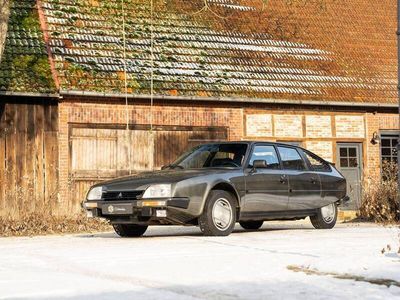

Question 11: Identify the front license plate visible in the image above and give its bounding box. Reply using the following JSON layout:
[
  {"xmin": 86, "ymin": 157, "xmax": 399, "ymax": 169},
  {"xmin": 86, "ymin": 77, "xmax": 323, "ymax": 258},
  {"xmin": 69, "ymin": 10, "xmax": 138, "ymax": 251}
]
[{"xmin": 102, "ymin": 203, "xmax": 133, "ymax": 215}]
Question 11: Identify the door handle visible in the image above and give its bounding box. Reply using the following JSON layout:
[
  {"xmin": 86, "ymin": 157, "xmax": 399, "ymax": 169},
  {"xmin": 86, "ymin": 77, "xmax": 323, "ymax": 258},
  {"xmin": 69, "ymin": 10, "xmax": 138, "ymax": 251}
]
[{"xmin": 280, "ymin": 175, "xmax": 287, "ymax": 184}]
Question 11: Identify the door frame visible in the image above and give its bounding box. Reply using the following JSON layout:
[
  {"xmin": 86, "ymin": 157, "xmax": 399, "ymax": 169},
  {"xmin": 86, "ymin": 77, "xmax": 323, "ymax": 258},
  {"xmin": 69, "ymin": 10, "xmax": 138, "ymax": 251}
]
[{"xmin": 336, "ymin": 142, "xmax": 363, "ymax": 210}]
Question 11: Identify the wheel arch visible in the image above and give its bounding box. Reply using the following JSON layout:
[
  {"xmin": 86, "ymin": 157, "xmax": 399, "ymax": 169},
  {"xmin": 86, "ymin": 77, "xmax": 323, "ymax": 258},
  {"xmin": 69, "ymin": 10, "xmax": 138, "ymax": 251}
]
[{"xmin": 206, "ymin": 181, "xmax": 241, "ymax": 219}]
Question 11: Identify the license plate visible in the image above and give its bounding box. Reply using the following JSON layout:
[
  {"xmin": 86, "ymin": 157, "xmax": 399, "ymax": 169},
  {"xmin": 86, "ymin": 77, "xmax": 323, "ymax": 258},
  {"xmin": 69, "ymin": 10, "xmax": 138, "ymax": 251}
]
[
  {"xmin": 156, "ymin": 209, "xmax": 167, "ymax": 218},
  {"xmin": 102, "ymin": 203, "xmax": 133, "ymax": 215}
]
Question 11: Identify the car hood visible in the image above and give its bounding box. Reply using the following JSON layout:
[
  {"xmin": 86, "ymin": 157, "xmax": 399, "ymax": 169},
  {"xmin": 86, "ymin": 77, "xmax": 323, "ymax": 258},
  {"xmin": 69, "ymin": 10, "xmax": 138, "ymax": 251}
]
[{"xmin": 96, "ymin": 168, "xmax": 237, "ymax": 191}]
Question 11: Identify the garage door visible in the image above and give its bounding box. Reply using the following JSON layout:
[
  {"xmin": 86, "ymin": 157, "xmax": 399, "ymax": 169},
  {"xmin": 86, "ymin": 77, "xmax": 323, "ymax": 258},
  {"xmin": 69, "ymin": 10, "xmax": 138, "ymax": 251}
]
[{"xmin": 69, "ymin": 125, "xmax": 227, "ymax": 206}]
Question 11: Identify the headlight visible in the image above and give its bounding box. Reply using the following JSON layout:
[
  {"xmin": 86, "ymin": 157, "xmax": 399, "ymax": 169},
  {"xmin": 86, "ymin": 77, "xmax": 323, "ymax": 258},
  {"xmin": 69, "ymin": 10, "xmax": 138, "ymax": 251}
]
[
  {"xmin": 87, "ymin": 186, "xmax": 103, "ymax": 201},
  {"xmin": 142, "ymin": 184, "xmax": 172, "ymax": 199}
]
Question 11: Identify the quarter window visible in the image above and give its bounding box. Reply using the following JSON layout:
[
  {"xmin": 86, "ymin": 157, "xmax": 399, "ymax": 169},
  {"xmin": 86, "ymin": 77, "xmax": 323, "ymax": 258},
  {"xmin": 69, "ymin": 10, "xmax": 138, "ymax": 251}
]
[
  {"xmin": 277, "ymin": 147, "xmax": 306, "ymax": 171},
  {"xmin": 249, "ymin": 145, "xmax": 280, "ymax": 169},
  {"xmin": 302, "ymin": 150, "xmax": 331, "ymax": 172}
]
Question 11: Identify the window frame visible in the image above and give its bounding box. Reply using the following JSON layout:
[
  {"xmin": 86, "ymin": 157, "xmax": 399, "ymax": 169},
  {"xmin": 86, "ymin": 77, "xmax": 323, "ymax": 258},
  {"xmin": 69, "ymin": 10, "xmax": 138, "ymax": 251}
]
[
  {"xmin": 380, "ymin": 132, "xmax": 399, "ymax": 165},
  {"xmin": 247, "ymin": 143, "xmax": 282, "ymax": 170}
]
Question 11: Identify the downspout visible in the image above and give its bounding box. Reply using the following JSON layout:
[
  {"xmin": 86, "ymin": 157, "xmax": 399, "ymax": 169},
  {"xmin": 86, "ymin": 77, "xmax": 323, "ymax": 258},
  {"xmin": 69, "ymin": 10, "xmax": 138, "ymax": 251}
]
[{"xmin": 397, "ymin": 0, "xmax": 400, "ymax": 216}]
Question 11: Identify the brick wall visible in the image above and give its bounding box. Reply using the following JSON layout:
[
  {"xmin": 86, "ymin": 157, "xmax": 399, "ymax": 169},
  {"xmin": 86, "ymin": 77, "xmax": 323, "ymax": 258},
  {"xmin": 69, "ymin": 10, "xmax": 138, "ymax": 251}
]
[
  {"xmin": 365, "ymin": 113, "xmax": 399, "ymax": 178},
  {"xmin": 306, "ymin": 115, "xmax": 332, "ymax": 138},
  {"xmin": 244, "ymin": 110, "xmax": 399, "ymax": 173}
]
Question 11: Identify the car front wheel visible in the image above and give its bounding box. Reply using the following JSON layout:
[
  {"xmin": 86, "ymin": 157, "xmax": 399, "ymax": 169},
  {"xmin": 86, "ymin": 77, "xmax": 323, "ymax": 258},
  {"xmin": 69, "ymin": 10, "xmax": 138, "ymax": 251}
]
[
  {"xmin": 310, "ymin": 203, "xmax": 338, "ymax": 229},
  {"xmin": 199, "ymin": 190, "xmax": 236, "ymax": 236},
  {"xmin": 113, "ymin": 224, "xmax": 148, "ymax": 237}
]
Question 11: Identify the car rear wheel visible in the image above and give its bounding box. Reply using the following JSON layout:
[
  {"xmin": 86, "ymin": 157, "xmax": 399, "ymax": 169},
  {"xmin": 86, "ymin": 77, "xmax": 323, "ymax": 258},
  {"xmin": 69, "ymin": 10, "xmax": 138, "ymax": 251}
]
[
  {"xmin": 113, "ymin": 224, "xmax": 148, "ymax": 237},
  {"xmin": 239, "ymin": 220, "xmax": 264, "ymax": 230},
  {"xmin": 310, "ymin": 203, "xmax": 337, "ymax": 229},
  {"xmin": 199, "ymin": 190, "xmax": 236, "ymax": 236}
]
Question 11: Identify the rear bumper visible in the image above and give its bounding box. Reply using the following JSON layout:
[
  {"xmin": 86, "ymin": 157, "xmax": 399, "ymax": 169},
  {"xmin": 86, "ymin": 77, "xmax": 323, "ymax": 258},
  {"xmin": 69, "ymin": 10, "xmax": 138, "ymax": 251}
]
[{"xmin": 82, "ymin": 198, "xmax": 192, "ymax": 225}]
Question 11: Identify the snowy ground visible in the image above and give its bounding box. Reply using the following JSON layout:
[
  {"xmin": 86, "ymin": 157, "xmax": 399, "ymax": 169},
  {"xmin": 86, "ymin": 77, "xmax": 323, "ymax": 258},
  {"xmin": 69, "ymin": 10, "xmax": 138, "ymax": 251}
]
[{"xmin": 0, "ymin": 221, "xmax": 399, "ymax": 300}]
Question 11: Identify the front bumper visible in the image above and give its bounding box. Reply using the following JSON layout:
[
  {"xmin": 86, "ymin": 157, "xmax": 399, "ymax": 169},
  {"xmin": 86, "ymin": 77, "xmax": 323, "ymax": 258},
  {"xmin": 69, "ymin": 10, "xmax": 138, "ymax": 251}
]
[{"xmin": 82, "ymin": 198, "xmax": 191, "ymax": 224}]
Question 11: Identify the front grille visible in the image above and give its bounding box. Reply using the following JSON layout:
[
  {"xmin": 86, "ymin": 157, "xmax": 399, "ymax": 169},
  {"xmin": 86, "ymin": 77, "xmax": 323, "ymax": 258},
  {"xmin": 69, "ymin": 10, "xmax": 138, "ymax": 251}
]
[{"xmin": 102, "ymin": 191, "xmax": 143, "ymax": 201}]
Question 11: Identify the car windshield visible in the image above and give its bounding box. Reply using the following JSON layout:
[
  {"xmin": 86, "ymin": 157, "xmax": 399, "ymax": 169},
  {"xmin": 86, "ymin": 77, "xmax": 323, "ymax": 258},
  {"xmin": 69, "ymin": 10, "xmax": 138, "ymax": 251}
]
[{"xmin": 167, "ymin": 143, "xmax": 248, "ymax": 169}]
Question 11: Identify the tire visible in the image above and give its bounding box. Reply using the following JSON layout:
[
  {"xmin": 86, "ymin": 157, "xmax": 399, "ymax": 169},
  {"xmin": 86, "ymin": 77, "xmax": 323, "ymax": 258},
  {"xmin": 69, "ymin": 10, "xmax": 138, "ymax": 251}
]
[
  {"xmin": 113, "ymin": 224, "xmax": 148, "ymax": 237},
  {"xmin": 199, "ymin": 190, "xmax": 236, "ymax": 236},
  {"xmin": 239, "ymin": 220, "xmax": 264, "ymax": 230},
  {"xmin": 310, "ymin": 203, "xmax": 338, "ymax": 229}
]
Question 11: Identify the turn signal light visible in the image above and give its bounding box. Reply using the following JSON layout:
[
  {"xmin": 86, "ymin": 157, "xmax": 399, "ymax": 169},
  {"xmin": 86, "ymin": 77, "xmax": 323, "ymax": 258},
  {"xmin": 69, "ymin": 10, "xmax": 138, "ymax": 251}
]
[{"xmin": 138, "ymin": 200, "xmax": 167, "ymax": 207}]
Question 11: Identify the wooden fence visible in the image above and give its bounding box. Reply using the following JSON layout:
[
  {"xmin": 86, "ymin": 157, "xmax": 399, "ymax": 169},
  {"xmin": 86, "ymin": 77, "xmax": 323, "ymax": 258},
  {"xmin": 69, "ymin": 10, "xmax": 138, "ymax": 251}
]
[{"xmin": 0, "ymin": 101, "xmax": 59, "ymax": 218}]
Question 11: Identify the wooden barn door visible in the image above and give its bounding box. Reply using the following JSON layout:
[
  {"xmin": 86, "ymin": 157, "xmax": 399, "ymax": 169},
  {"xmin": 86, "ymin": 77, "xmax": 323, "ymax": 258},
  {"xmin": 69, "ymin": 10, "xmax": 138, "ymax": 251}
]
[{"xmin": 69, "ymin": 126, "xmax": 227, "ymax": 207}]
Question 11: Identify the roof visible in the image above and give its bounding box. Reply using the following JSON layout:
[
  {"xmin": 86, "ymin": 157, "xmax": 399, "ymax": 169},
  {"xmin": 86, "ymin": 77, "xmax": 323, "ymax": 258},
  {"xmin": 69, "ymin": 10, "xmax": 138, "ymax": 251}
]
[
  {"xmin": 0, "ymin": 0, "xmax": 398, "ymax": 104},
  {"xmin": 0, "ymin": 0, "xmax": 55, "ymax": 94}
]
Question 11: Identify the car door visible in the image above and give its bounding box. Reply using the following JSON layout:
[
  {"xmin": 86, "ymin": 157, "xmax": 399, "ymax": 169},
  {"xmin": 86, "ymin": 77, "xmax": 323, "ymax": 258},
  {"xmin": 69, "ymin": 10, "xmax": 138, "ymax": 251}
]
[
  {"xmin": 276, "ymin": 146, "xmax": 322, "ymax": 210},
  {"xmin": 301, "ymin": 149, "xmax": 343, "ymax": 208},
  {"xmin": 243, "ymin": 144, "xmax": 289, "ymax": 213}
]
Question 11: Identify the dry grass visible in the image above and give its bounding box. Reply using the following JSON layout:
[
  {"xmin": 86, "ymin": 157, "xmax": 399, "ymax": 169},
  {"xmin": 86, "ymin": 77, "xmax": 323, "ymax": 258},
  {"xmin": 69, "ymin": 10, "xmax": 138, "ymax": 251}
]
[
  {"xmin": 287, "ymin": 265, "xmax": 400, "ymax": 288},
  {"xmin": 360, "ymin": 162, "xmax": 399, "ymax": 224},
  {"xmin": 0, "ymin": 213, "xmax": 112, "ymax": 237}
]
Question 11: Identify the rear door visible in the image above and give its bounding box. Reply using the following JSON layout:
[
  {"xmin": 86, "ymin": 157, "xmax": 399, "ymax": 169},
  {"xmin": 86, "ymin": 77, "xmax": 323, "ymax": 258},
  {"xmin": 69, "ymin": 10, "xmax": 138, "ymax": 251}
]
[
  {"xmin": 301, "ymin": 149, "xmax": 342, "ymax": 207},
  {"xmin": 277, "ymin": 146, "xmax": 322, "ymax": 210},
  {"xmin": 243, "ymin": 144, "xmax": 289, "ymax": 212}
]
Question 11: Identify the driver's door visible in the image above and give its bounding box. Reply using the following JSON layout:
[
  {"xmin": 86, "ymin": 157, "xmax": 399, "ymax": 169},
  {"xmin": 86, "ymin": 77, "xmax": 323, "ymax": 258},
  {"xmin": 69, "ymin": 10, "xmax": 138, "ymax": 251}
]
[{"xmin": 242, "ymin": 144, "xmax": 289, "ymax": 213}]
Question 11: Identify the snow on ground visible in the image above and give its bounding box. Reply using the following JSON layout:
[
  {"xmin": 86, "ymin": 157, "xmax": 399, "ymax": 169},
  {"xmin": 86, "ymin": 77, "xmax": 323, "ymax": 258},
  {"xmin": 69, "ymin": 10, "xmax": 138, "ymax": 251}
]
[{"xmin": 0, "ymin": 221, "xmax": 399, "ymax": 300}]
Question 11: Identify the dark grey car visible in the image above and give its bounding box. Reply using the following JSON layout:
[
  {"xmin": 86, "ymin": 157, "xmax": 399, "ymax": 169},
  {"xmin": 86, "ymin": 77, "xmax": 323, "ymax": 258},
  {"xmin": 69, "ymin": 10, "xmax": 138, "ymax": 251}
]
[{"xmin": 83, "ymin": 142, "xmax": 348, "ymax": 237}]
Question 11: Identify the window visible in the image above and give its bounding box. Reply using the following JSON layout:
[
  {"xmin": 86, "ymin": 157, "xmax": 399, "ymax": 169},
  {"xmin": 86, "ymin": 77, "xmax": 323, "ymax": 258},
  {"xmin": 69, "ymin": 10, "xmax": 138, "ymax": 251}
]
[
  {"xmin": 277, "ymin": 147, "xmax": 306, "ymax": 171},
  {"xmin": 302, "ymin": 150, "xmax": 331, "ymax": 172},
  {"xmin": 339, "ymin": 146, "xmax": 359, "ymax": 168},
  {"xmin": 248, "ymin": 145, "xmax": 280, "ymax": 169},
  {"xmin": 381, "ymin": 134, "xmax": 399, "ymax": 164}
]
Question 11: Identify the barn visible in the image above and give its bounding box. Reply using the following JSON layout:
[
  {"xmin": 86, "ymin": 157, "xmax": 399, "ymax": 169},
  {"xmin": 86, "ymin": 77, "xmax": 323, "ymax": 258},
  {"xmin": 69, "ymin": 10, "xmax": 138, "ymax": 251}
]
[{"xmin": 0, "ymin": 0, "xmax": 399, "ymax": 218}]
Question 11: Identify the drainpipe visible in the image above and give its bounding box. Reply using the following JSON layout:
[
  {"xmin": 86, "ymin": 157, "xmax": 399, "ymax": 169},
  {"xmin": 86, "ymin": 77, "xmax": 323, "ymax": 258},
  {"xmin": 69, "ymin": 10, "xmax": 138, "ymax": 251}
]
[{"xmin": 397, "ymin": 0, "xmax": 400, "ymax": 217}]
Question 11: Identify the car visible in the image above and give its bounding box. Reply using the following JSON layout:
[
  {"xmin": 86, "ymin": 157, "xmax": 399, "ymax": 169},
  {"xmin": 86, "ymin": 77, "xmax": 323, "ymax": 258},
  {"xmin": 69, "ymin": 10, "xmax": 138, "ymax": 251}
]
[{"xmin": 83, "ymin": 141, "xmax": 348, "ymax": 237}]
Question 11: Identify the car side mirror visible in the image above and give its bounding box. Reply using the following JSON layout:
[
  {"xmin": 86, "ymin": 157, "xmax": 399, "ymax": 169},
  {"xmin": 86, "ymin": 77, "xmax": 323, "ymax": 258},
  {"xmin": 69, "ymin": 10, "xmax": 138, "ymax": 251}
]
[{"xmin": 253, "ymin": 160, "xmax": 268, "ymax": 169}]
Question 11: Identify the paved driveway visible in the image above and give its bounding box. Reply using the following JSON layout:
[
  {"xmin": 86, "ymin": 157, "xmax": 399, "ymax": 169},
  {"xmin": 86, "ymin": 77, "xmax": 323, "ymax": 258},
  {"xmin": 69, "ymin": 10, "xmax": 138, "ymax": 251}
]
[{"xmin": 0, "ymin": 222, "xmax": 399, "ymax": 299}]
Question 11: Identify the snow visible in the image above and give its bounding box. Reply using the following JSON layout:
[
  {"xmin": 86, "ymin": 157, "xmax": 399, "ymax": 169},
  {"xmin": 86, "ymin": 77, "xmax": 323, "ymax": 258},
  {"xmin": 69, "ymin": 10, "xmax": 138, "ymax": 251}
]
[{"xmin": 0, "ymin": 221, "xmax": 399, "ymax": 299}]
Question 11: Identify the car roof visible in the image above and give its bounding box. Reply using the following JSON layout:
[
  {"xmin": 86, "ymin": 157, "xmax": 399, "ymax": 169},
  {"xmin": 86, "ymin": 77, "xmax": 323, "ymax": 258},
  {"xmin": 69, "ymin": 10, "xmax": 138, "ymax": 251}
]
[{"xmin": 205, "ymin": 141, "xmax": 301, "ymax": 148}]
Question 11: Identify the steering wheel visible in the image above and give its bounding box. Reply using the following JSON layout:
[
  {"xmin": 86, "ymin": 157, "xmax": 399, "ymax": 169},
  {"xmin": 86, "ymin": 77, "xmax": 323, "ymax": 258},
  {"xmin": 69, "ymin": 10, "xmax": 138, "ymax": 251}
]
[{"xmin": 220, "ymin": 161, "xmax": 240, "ymax": 167}]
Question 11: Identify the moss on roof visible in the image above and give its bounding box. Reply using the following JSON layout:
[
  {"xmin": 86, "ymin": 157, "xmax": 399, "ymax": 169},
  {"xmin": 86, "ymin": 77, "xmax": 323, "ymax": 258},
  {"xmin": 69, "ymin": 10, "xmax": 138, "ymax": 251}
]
[{"xmin": 0, "ymin": 0, "xmax": 56, "ymax": 94}]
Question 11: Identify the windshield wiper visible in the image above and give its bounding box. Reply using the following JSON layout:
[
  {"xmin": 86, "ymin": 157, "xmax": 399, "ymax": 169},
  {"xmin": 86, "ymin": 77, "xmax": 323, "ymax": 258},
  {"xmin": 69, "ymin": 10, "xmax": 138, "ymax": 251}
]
[{"xmin": 162, "ymin": 164, "xmax": 184, "ymax": 170}]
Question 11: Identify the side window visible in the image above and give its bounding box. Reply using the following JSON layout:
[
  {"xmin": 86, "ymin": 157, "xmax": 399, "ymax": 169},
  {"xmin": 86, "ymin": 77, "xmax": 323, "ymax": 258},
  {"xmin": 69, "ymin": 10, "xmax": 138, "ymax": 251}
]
[
  {"xmin": 248, "ymin": 145, "xmax": 280, "ymax": 169},
  {"xmin": 277, "ymin": 147, "xmax": 306, "ymax": 171},
  {"xmin": 302, "ymin": 150, "xmax": 331, "ymax": 172}
]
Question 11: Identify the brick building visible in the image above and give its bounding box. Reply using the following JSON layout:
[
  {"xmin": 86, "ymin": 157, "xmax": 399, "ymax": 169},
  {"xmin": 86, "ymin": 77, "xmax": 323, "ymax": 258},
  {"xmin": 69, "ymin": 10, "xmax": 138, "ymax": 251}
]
[{"xmin": 0, "ymin": 0, "xmax": 399, "ymax": 217}]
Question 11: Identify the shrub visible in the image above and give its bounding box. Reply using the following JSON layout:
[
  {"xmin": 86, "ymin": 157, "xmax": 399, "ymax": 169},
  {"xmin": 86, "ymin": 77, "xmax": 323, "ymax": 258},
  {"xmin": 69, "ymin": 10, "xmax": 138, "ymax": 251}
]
[
  {"xmin": 360, "ymin": 162, "xmax": 399, "ymax": 223},
  {"xmin": 0, "ymin": 213, "xmax": 112, "ymax": 237}
]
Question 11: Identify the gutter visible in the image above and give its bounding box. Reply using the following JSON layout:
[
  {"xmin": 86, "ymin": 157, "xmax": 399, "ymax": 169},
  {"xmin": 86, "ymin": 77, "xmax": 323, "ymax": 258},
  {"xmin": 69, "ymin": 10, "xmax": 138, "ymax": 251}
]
[
  {"xmin": 0, "ymin": 91, "xmax": 59, "ymax": 98},
  {"xmin": 59, "ymin": 89, "xmax": 399, "ymax": 109}
]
